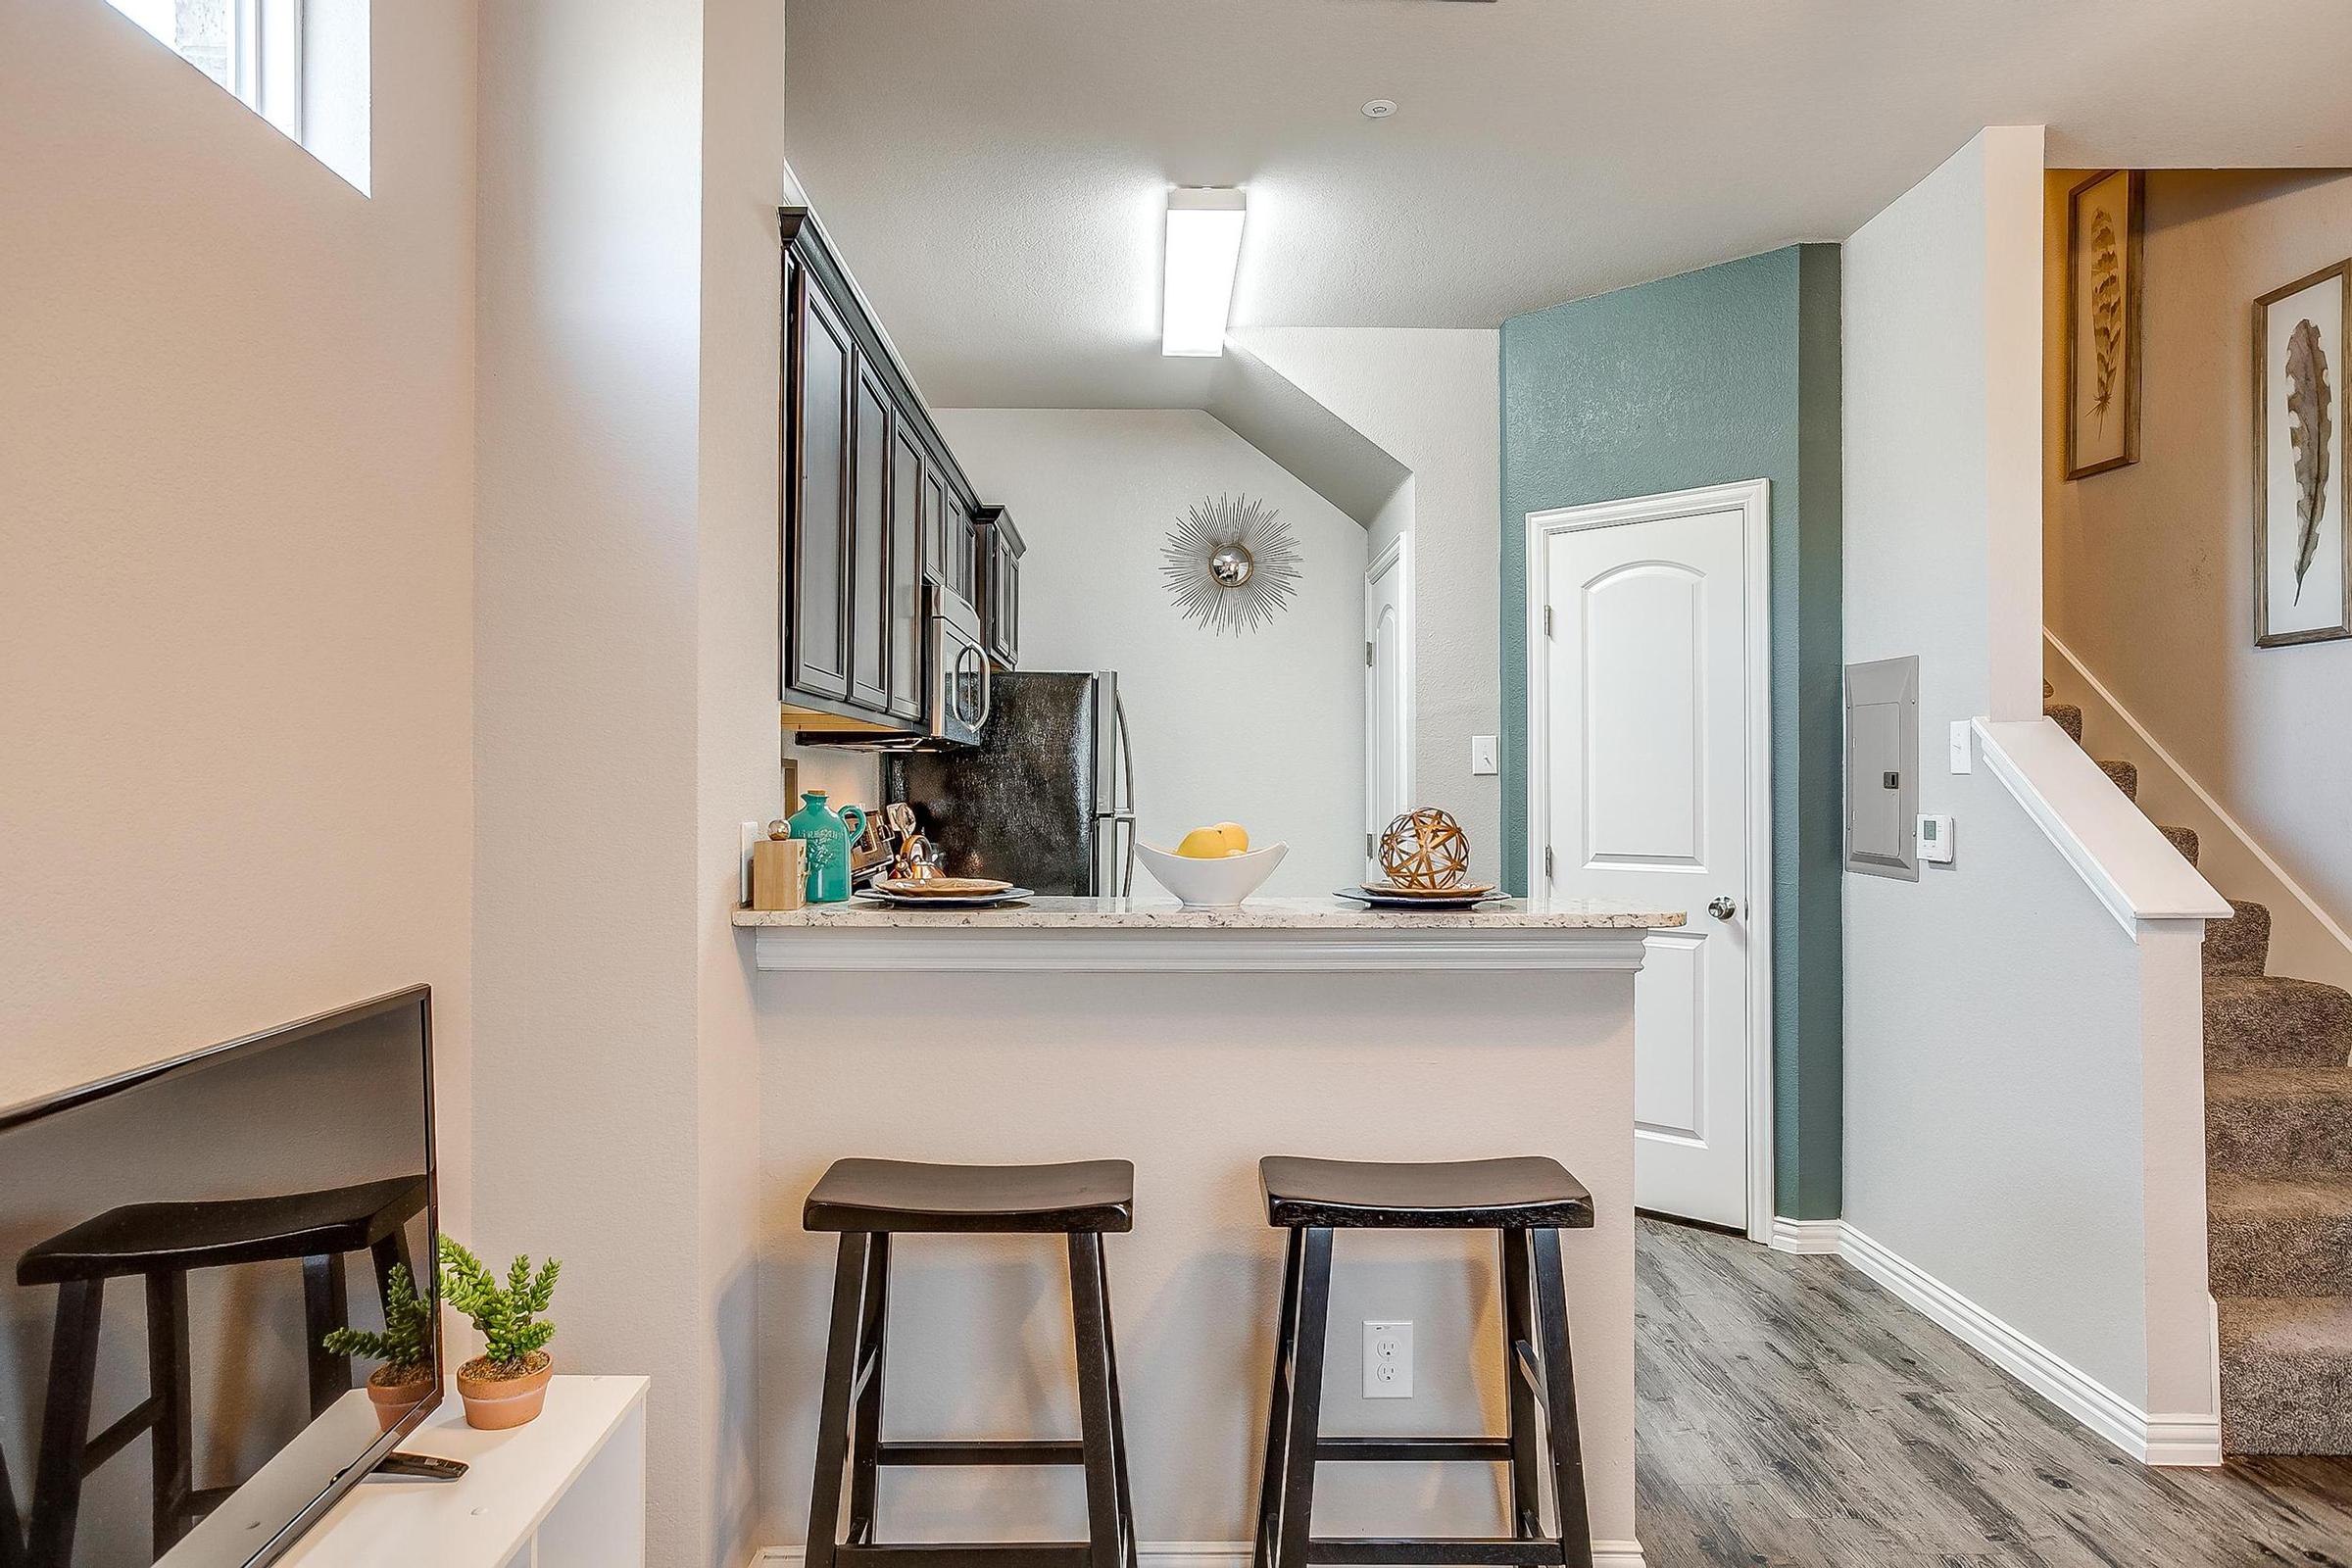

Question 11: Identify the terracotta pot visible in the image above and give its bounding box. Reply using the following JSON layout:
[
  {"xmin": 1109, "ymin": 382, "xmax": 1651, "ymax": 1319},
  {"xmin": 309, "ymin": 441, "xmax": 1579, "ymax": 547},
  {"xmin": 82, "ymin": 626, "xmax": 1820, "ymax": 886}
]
[
  {"xmin": 456, "ymin": 1352, "xmax": 553, "ymax": 1430},
  {"xmin": 366, "ymin": 1366, "xmax": 436, "ymax": 1434}
]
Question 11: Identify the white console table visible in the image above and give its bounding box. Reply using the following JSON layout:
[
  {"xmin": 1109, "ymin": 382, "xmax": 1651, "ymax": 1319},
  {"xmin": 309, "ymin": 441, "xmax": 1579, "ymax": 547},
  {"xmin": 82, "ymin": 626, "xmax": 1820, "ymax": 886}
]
[{"xmin": 275, "ymin": 1375, "xmax": 647, "ymax": 1568}]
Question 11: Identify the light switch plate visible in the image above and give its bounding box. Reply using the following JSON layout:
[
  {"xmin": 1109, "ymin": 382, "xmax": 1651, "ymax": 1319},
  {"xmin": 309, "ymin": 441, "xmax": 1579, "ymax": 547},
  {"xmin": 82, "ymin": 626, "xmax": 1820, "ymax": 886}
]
[
  {"xmin": 1470, "ymin": 735, "xmax": 1498, "ymax": 776},
  {"xmin": 1949, "ymin": 720, "xmax": 1973, "ymax": 774}
]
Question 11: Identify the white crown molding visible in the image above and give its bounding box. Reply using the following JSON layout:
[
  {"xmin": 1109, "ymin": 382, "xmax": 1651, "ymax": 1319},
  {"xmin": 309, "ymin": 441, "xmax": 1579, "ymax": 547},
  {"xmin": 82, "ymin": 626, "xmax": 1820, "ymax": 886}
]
[{"xmin": 749, "ymin": 928, "xmax": 1651, "ymax": 973}]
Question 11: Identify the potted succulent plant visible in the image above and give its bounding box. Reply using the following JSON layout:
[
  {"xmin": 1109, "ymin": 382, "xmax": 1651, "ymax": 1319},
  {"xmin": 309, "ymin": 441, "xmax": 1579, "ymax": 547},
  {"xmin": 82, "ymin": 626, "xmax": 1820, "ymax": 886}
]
[
  {"xmin": 439, "ymin": 1236, "xmax": 563, "ymax": 1430},
  {"xmin": 321, "ymin": 1263, "xmax": 438, "ymax": 1433}
]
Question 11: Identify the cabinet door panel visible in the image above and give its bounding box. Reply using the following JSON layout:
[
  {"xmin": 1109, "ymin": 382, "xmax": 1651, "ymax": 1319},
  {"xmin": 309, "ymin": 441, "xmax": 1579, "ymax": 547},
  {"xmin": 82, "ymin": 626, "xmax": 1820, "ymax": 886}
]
[
  {"xmin": 848, "ymin": 361, "xmax": 892, "ymax": 710},
  {"xmin": 788, "ymin": 273, "xmax": 853, "ymax": 700},
  {"xmin": 922, "ymin": 470, "xmax": 949, "ymax": 586},
  {"xmin": 886, "ymin": 426, "xmax": 924, "ymax": 720},
  {"xmin": 947, "ymin": 495, "xmax": 974, "ymax": 602}
]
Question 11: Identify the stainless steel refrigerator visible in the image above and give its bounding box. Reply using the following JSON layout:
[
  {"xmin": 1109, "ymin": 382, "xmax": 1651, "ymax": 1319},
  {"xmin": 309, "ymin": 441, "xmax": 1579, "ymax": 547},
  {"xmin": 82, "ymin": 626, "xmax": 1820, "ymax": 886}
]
[{"xmin": 882, "ymin": 670, "xmax": 1136, "ymax": 896}]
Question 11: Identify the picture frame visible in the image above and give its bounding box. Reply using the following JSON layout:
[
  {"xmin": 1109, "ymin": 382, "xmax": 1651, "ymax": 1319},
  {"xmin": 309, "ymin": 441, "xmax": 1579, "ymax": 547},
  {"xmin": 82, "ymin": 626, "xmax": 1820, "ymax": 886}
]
[
  {"xmin": 2254, "ymin": 260, "xmax": 2352, "ymax": 647},
  {"xmin": 2065, "ymin": 170, "xmax": 2144, "ymax": 479}
]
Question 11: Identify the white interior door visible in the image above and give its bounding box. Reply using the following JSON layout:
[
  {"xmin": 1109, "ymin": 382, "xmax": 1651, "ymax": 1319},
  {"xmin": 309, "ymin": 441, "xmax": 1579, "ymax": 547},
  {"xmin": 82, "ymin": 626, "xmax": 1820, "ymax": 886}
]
[
  {"xmin": 1364, "ymin": 540, "xmax": 1408, "ymax": 875},
  {"xmin": 1535, "ymin": 494, "xmax": 1760, "ymax": 1231}
]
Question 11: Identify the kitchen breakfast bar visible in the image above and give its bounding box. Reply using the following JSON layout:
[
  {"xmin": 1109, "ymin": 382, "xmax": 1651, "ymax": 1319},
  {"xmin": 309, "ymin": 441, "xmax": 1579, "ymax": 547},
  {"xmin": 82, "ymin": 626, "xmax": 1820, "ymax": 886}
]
[{"xmin": 740, "ymin": 898, "xmax": 1681, "ymax": 1561}]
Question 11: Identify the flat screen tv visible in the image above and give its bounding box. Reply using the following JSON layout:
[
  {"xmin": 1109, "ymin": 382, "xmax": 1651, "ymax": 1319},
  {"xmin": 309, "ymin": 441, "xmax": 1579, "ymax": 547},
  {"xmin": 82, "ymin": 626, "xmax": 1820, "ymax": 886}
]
[{"xmin": 0, "ymin": 987, "xmax": 439, "ymax": 1568}]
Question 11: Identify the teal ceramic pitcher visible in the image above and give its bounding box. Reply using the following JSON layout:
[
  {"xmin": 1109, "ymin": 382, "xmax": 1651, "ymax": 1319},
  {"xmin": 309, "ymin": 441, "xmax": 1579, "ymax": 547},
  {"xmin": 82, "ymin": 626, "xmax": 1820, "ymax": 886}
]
[{"xmin": 787, "ymin": 791, "xmax": 867, "ymax": 905}]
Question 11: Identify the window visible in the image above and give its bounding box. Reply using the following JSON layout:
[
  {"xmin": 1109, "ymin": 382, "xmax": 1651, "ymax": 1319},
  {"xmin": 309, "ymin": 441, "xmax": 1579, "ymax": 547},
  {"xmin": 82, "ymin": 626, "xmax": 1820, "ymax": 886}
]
[{"xmin": 103, "ymin": 0, "xmax": 370, "ymax": 194}]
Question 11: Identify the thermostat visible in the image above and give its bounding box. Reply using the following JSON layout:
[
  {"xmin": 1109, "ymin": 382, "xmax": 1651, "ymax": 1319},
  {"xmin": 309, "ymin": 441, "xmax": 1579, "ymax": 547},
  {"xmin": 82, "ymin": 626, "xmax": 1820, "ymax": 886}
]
[{"xmin": 1918, "ymin": 814, "xmax": 1956, "ymax": 864}]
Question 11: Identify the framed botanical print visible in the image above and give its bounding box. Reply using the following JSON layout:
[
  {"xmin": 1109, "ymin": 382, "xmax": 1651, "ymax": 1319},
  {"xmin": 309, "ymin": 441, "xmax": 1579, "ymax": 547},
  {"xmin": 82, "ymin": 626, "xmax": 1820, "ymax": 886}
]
[
  {"xmin": 2065, "ymin": 170, "xmax": 2144, "ymax": 479},
  {"xmin": 2255, "ymin": 261, "xmax": 2352, "ymax": 647}
]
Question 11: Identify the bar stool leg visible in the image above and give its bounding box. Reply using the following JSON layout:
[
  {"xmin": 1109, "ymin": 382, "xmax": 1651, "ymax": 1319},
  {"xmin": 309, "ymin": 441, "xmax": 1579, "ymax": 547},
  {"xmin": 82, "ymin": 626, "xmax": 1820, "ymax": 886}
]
[
  {"xmin": 1250, "ymin": 1228, "xmax": 1305, "ymax": 1568},
  {"xmin": 1089, "ymin": 1250, "xmax": 1140, "ymax": 1568},
  {"xmin": 1498, "ymin": 1229, "xmax": 1544, "ymax": 1541},
  {"xmin": 303, "ymin": 1253, "xmax": 351, "ymax": 1419},
  {"xmin": 1067, "ymin": 1233, "xmax": 1125, "ymax": 1568},
  {"xmin": 845, "ymin": 1233, "xmax": 892, "ymax": 1546},
  {"xmin": 146, "ymin": 1271, "xmax": 193, "ymax": 1554},
  {"xmin": 1271, "ymin": 1227, "xmax": 1333, "ymax": 1568},
  {"xmin": 1528, "ymin": 1227, "xmax": 1592, "ymax": 1568},
  {"xmin": 27, "ymin": 1279, "xmax": 104, "ymax": 1568},
  {"xmin": 806, "ymin": 1232, "xmax": 875, "ymax": 1568}
]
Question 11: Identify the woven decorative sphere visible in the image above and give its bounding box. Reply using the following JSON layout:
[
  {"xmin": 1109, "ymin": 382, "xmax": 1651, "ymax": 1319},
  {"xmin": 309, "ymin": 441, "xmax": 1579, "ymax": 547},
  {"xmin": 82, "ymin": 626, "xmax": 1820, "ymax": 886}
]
[{"xmin": 1379, "ymin": 808, "xmax": 1471, "ymax": 890}]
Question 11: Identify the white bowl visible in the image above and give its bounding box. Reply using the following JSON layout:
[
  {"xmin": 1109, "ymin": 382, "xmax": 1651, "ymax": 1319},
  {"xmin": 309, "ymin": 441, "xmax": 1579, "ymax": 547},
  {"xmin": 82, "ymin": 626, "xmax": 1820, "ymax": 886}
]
[{"xmin": 1135, "ymin": 841, "xmax": 1289, "ymax": 908}]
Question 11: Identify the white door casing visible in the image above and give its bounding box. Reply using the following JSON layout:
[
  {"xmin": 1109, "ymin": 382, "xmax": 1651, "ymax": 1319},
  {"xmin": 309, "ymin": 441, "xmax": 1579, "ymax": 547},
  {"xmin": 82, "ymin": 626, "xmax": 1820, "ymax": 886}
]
[
  {"xmin": 1364, "ymin": 535, "xmax": 1411, "ymax": 875},
  {"xmin": 1526, "ymin": 480, "xmax": 1772, "ymax": 1239}
]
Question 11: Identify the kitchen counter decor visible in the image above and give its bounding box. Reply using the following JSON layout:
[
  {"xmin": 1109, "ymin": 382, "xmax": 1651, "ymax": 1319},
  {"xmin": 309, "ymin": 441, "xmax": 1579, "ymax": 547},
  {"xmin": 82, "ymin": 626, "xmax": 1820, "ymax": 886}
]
[{"xmin": 1378, "ymin": 807, "xmax": 1472, "ymax": 890}]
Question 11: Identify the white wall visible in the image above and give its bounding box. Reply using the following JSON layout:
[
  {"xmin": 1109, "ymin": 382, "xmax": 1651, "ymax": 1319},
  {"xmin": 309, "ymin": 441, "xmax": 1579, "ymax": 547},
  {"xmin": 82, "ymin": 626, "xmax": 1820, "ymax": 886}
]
[
  {"xmin": 0, "ymin": 0, "xmax": 476, "ymax": 1220},
  {"xmin": 1841, "ymin": 127, "xmax": 2217, "ymax": 1437},
  {"xmin": 1233, "ymin": 329, "xmax": 1503, "ymax": 883},
  {"xmin": 474, "ymin": 1, "xmax": 782, "ymax": 1561},
  {"xmin": 935, "ymin": 408, "xmax": 1367, "ymax": 896},
  {"xmin": 2044, "ymin": 170, "xmax": 2352, "ymax": 953}
]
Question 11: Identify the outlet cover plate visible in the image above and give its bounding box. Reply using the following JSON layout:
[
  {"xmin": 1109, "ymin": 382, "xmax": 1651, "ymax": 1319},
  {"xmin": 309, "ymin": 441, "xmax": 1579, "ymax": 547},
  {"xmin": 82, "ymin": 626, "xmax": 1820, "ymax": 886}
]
[{"xmin": 1363, "ymin": 1320, "xmax": 1412, "ymax": 1398}]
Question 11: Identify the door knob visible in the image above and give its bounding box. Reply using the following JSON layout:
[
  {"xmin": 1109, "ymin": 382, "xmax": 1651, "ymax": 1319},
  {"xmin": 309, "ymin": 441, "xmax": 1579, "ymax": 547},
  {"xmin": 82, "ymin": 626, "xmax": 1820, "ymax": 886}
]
[{"xmin": 1707, "ymin": 897, "xmax": 1738, "ymax": 921}]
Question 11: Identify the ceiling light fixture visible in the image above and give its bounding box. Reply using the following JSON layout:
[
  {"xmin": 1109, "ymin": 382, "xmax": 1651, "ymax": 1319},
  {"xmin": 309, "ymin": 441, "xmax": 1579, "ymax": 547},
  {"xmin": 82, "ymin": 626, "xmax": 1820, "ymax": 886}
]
[{"xmin": 1161, "ymin": 187, "xmax": 1246, "ymax": 358}]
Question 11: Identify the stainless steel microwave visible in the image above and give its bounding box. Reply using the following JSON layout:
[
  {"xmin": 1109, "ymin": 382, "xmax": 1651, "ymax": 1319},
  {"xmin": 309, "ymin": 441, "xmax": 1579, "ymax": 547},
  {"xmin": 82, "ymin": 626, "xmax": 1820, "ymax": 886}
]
[{"xmin": 928, "ymin": 585, "xmax": 991, "ymax": 747}]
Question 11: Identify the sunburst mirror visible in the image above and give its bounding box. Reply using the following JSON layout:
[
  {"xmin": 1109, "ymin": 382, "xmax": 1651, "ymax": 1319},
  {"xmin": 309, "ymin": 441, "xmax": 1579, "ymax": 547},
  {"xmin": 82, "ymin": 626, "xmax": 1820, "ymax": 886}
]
[{"xmin": 1160, "ymin": 494, "xmax": 1302, "ymax": 636}]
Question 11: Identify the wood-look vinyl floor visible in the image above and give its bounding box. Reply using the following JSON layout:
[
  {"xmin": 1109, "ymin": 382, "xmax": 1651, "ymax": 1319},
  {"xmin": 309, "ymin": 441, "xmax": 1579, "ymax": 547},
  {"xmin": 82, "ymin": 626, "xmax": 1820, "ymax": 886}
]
[{"xmin": 1635, "ymin": 1216, "xmax": 2352, "ymax": 1567}]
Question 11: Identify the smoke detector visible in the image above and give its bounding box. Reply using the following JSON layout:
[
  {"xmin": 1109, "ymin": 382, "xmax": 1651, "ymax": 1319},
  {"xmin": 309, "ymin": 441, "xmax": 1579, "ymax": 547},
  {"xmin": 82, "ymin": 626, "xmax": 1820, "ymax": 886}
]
[{"xmin": 1361, "ymin": 99, "xmax": 1397, "ymax": 120}]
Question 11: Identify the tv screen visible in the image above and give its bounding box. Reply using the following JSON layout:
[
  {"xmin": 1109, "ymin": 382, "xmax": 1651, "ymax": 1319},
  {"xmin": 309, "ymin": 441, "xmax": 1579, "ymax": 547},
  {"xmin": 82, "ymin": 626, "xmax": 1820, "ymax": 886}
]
[{"xmin": 0, "ymin": 988, "xmax": 438, "ymax": 1568}]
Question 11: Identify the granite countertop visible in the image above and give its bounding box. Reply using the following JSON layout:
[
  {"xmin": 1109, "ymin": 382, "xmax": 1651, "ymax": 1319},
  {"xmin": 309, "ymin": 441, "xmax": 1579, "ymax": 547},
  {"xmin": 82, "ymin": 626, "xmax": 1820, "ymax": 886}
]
[{"xmin": 730, "ymin": 895, "xmax": 1686, "ymax": 931}]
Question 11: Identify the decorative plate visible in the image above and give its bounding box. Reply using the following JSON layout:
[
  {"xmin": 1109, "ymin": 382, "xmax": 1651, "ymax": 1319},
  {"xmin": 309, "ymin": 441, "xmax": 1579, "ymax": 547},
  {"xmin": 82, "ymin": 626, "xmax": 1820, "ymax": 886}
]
[
  {"xmin": 871, "ymin": 876, "xmax": 1012, "ymax": 898},
  {"xmin": 1358, "ymin": 880, "xmax": 1498, "ymax": 901},
  {"xmin": 1336, "ymin": 887, "xmax": 1508, "ymax": 910},
  {"xmin": 854, "ymin": 886, "xmax": 1034, "ymax": 909}
]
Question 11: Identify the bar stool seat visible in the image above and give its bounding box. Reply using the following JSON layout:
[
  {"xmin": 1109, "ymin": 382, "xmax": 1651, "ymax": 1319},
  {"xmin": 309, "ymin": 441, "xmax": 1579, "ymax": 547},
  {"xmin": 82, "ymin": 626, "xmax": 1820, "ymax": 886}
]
[
  {"xmin": 804, "ymin": 1157, "xmax": 1139, "ymax": 1568},
  {"xmin": 804, "ymin": 1157, "xmax": 1134, "ymax": 1235},
  {"xmin": 1258, "ymin": 1156, "xmax": 1592, "ymax": 1231}
]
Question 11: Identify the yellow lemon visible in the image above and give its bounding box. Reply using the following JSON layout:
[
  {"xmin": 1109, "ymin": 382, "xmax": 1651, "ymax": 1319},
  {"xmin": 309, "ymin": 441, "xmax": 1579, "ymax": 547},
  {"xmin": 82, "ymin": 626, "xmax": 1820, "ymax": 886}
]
[
  {"xmin": 1176, "ymin": 827, "xmax": 1231, "ymax": 858},
  {"xmin": 1210, "ymin": 821, "xmax": 1250, "ymax": 853}
]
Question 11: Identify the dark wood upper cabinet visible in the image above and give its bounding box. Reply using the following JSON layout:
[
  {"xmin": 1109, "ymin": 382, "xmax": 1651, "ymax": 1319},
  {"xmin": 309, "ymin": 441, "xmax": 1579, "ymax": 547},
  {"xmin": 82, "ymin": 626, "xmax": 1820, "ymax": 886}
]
[
  {"xmin": 974, "ymin": 507, "xmax": 1024, "ymax": 670},
  {"xmin": 886, "ymin": 426, "xmax": 924, "ymax": 721},
  {"xmin": 779, "ymin": 209, "xmax": 1013, "ymax": 733},
  {"xmin": 784, "ymin": 257, "xmax": 853, "ymax": 703}
]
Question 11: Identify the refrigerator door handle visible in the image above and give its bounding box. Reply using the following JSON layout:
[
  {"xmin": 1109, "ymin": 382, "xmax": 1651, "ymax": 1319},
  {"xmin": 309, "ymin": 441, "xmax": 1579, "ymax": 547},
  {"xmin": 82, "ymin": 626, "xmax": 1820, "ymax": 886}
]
[{"xmin": 1112, "ymin": 691, "xmax": 1137, "ymax": 896}]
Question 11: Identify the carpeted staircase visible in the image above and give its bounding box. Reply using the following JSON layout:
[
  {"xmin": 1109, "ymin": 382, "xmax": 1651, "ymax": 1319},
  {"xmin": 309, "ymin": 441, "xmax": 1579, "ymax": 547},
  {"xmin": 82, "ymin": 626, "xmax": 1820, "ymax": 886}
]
[{"xmin": 2045, "ymin": 684, "xmax": 2352, "ymax": 1453}]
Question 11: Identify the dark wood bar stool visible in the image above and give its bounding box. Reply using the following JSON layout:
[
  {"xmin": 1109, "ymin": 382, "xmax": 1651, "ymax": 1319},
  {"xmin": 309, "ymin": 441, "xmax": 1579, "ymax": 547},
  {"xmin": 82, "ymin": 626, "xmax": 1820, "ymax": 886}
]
[
  {"xmin": 803, "ymin": 1157, "xmax": 1138, "ymax": 1568},
  {"xmin": 1250, "ymin": 1156, "xmax": 1596, "ymax": 1568},
  {"xmin": 17, "ymin": 1174, "xmax": 426, "ymax": 1566}
]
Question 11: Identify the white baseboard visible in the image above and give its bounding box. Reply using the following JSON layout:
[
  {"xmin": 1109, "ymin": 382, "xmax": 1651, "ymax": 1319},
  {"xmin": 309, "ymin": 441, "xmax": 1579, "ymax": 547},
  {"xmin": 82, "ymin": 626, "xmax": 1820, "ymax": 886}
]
[
  {"xmin": 1768, "ymin": 1217, "xmax": 1843, "ymax": 1254},
  {"xmin": 1834, "ymin": 1222, "xmax": 2222, "ymax": 1468},
  {"xmin": 756, "ymin": 1541, "xmax": 1644, "ymax": 1567}
]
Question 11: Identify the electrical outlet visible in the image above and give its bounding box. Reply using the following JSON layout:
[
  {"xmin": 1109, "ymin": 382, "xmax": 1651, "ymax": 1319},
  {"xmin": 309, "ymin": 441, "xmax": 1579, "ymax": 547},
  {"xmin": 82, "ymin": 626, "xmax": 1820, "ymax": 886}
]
[{"xmin": 1363, "ymin": 1320, "xmax": 1412, "ymax": 1398}]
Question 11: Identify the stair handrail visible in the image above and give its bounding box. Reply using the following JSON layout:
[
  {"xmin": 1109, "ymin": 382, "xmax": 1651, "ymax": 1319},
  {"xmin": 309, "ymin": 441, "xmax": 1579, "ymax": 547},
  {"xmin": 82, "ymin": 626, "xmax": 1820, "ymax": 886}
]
[{"xmin": 1972, "ymin": 716, "xmax": 2232, "ymax": 937}]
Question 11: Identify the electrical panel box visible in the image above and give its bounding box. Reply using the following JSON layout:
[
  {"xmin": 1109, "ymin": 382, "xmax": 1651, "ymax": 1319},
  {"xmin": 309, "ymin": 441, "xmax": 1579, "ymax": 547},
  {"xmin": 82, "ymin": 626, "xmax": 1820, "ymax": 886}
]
[{"xmin": 1845, "ymin": 656, "xmax": 1920, "ymax": 881}]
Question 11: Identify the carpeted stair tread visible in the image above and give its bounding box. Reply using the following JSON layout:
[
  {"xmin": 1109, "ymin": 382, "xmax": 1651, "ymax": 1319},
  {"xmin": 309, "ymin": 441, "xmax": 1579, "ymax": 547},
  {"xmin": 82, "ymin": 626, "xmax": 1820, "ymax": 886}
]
[
  {"xmin": 2208, "ymin": 1067, "xmax": 2352, "ymax": 1173},
  {"xmin": 2206, "ymin": 899, "xmax": 2273, "ymax": 978},
  {"xmin": 2210, "ymin": 1172, "xmax": 2352, "ymax": 1296},
  {"xmin": 2159, "ymin": 823, "xmax": 2200, "ymax": 866},
  {"xmin": 2218, "ymin": 1296, "xmax": 2352, "ymax": 1453},
  {"xmin": 2045, "ymin": 703, "xmax": 2084, "ymax": 744},
  {"xmin": 2097, "ymin": 758, "xmax": 2138, "ymax": 800},
  {"xmin": 2207, "ymin": 974, "xmax": 2352, "ymax": 1070}
]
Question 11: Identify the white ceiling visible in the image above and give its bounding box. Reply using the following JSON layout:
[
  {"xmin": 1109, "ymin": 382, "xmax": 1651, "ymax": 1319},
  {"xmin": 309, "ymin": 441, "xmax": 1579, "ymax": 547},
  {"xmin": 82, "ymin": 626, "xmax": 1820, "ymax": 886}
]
[{"xmin": 780, "ymin": 0, "xmax": 2352, "ymax": 411}]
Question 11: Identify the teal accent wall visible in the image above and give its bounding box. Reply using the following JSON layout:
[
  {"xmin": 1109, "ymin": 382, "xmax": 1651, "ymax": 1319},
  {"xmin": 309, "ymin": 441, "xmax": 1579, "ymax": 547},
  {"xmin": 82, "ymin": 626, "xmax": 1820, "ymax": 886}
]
[{"xmin": 1499, "ymin": 244, "xmax": 1844, "ymax": 1221}]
